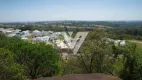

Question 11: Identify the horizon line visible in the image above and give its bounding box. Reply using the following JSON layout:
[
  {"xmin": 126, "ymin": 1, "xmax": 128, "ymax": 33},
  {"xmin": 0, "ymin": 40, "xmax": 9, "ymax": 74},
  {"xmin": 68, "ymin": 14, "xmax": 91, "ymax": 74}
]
[{"xmin": 1, "ymin": 20, "xmax": 142, "ymax": 23}]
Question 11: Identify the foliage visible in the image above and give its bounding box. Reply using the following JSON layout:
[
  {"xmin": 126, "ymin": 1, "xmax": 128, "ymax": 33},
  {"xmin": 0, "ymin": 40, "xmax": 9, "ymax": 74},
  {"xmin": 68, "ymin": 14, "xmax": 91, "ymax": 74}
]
[
  {"xmin": 61, "ymin": 31, "xmax": 114, "ymax": 75},
  {"xmin": 5, "ymin": 42, "xmax": 60, "ymax": 79},
  {"xmin": 107, "ymin": 27, "xmax": 142, "ymax": 40},
  {"xmin": 0, "ymin": 33, "xmax": 22, "ymax": 48},
  {"xmin": 60, "ymin": 30, "xmax": 142, "ymax": 80},
  {"xmin": 0, "ymin": 48, "xmax": 26, "ymax": 80}
]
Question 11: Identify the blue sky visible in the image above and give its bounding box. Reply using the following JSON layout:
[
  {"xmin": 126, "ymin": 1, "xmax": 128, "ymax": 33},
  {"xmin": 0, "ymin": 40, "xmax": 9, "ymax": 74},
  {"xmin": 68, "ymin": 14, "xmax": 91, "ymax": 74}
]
[{"xmin": 0, "ymin": 0, "xmax": 142, "ymax": 22}]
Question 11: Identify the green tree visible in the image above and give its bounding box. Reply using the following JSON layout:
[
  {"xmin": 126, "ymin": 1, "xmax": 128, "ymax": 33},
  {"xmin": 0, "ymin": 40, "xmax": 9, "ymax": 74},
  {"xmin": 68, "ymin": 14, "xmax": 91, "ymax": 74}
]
[
  {"xmin": 5, "ymin": 42, "xmax": 60, "ymax": 79},
  {"xmin": 0, "ymin": 48, "xmax": 26, "ymax": 80},
  {"xmin": 0, "ymin": 33, "xmax": 21, "ymax": 48},
  {"xmin": 112, "ymin": 42, "xmax": 141, "ymax": 80},
  {"xmin": 77, "ymin": 31, "xmax": 114, "ymax": 74},
  {"xmin": 61, "ymin": 31, "xmax": 114, "ymax": 75}
]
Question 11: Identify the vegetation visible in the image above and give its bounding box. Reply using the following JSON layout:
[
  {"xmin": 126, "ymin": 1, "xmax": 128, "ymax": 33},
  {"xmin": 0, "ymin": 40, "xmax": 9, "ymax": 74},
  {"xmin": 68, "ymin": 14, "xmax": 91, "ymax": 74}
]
[
  {"xmin": 0, "ymin": 48, "xmax": 26, "ymax": 80},
  {"xmin": 0, "ymin": 34, "xmax": 60, "ymax": 79},
  {"xmin": 1, "ymin": 21, "xmax": 142, "ymax": 80},
  {"xmin": 60, "ymin": 30, "xmax": 142, "ymax": 80},
  {"xmin": 107, "ymin": 27, "xmax": 142, "ymax": 40}
]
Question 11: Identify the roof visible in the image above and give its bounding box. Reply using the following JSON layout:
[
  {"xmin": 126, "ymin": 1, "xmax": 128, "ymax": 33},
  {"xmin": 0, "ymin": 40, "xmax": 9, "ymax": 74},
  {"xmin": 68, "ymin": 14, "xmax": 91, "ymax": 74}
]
[
  {"xmin": 7, "ymin": 34, "xmax": 16, "ymax": 37},
  {"xmin": 33, "ymin": 30, "xmax": 40, "ymax": 33}
]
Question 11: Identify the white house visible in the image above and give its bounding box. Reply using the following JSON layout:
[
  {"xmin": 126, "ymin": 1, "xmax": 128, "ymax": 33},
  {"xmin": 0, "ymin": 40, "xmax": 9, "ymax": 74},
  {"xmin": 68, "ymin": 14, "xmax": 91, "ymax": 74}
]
[
  {"xmin": 47, "ymin": 31, "xmax": 53, "ymax": 34},
  {"xmin": 22, "ymin": 30, "xmax": 30, "ymax": 36},
  {"xmin": 33, "ymin": 36, "xmax": 50, "ymax": 42},
  {"xmin": 13, "ymin": 29, "xmax": 21, "ymax": 34},
  {"xmin": 105, "ymin": 38, "xmax": 126, "ymax": 46},
  {"xmin": 120, "ymin": 40, "xmax": 126, "ymax": 46},
  {"xmin": 55, "ymin": 40, "xmax": 68, "ymax": 49},
  {"xmin": 50, "ymin": 33, "xmax": 59, "ymax": 40},
  {"xmin": 114, "ymin": 40, "xmax": 121, "ymax": 46},
  {"xmin": 32, "ymin": 30, "xmax": 41, "ymax": 37},
  {"xmin": 7, "ymin": 33, "xmax": 16, "ymax": 37},
  {"xmin": 42, "ymin": 36, "xmax": 50, "ymax": 42},
  {"xmin": 21, "ymin": 37, "xmax": 28, "ymax": 41},
  {"xmin": 0, "ymin": 28, "xmax": 4, "ymax": 32},
  {"xmin": 41, "ymin": 30, "xmax": 49, "ymax": 36}
]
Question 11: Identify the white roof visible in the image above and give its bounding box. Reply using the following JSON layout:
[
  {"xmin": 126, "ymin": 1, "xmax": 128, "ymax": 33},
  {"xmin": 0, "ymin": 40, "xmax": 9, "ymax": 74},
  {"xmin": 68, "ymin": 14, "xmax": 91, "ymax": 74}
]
[
  {"xmin": 7, "ymin": 34, "xmax": 16, "ymax": 37},
  {"xmin": 6, "ymin": 30, "xmax": 13, "ymax": 33},
  {"xmin": 120, "ymin": 40, "xmax": 126, "ymax": 46},
  {"xmin": 21, "ymin": 37, "xmax": 28, "ymax": 40},
  {"xmin": 23, "ymin": 30, "xmax": 29, "ymax": 33},
  {"xmin": 55, "ymin": 40, "xmax": 68, "ymax": 49},
  {"xmin": 0, "ymin": 28, "xmax": 4, "ymax": 31},
  {"xmin": 33, "ymin": 30, "xmax": 40, "ymax": 33}
]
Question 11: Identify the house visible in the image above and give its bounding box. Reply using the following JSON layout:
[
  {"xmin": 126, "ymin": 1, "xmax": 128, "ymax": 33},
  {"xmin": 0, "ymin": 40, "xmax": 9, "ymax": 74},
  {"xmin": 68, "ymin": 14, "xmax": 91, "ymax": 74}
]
[
  {"xmin": 120, "ymin": 40, "xmax": 126, "ymax": 46},
  {"xmin": 41, "ymin": 30, "xmax": 50, "ymax": 36},
  {"xmin": 32, "ymin": 30, "xmax": 42, "ymax": 37},
  {"xmin": 50, "ymin": 33, "xmax": 58, "ymax": 40},
  {"xmin": 42, "ymin": 36, "xmax": 50, "ymax": 42},
  {"xmin": 55, "ymin": 32, "xmax": 62, "ymax": 36},
  {"xmin": 22, "ymin": 30, "xmax": 30, "ymax": 36},
  {"xmin": 48, "ymin": 31, "xmax": 53, "ymax": 34},
  {"xmin": 114, "ymin": 40, "xmax": 121, "ymax": 46},
  {"xmin": 0, "ymin": 28, "xmax": 5, "ymax": 33},
  {"xmin": 5, "ymin": 28, "xmax": 14, "ymax": 34},
  {"xmin": 0, "ymin": 28, "xmax": 4, "ymax": 32},
  {"xmin": 55, "ymin": 40, "xmax": 68, "ymax": 49},
  {"xmin": 105, "ymin": 38, "xmax": 126, "ymax": 46},
  {"xmin": 13, "ymin": 29, "xmax": 21, "ymax": 34},
  {"xmin": 7, "ymin": 33, "xmax": 16, "ymax": 37},
  {"xmin": 32, "ymin": 36, "xmax": 50, "ymax": 42},
  {"xmin": 21, "ymin": 37, "xmax": 28, "ymax": 41},
  {"xmin": 34, "ymin": 37, "xmax": 44, "ymax": 42}
]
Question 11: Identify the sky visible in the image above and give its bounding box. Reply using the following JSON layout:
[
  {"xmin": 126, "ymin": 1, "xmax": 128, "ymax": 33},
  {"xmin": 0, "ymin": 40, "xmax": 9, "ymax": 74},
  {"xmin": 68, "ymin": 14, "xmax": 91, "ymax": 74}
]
[{"xmin": 0, "ymin": 0, "xmax": 142, "ymax": 22}]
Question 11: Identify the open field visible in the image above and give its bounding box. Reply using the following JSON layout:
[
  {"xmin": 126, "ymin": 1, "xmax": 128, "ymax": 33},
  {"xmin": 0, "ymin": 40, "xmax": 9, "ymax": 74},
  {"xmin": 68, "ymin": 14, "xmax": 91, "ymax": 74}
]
[
  {"xmin": 129, "ymin": 40, "xmax": 142, "ymax": 61},
  {"xmin": 129, "ymin": 40, "xmax": 142, "ymax": 48}
]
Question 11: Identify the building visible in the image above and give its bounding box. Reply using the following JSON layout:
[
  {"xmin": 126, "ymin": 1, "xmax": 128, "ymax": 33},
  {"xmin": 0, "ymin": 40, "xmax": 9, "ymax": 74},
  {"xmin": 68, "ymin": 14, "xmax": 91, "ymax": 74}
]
[
  {"xmin": 32, "ymin": 30, "xmax": 42, "ymax": 37},
  {"xmin": 22, "ymin": 30, "xmax": 30, "ymax": 36}
]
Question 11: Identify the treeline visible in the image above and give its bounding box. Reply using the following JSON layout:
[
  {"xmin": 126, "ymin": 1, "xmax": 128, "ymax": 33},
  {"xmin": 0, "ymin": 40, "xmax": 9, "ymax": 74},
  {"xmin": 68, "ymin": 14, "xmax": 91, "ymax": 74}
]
[
  {"xmin": 0, "ymin": 24, "xmax": 92, "ymax": 32},
  {"xmin": 33, "ymin": 21, "xmax": 142, "ymax": 28},
  {"xmin": 107, "ymin": 27, "xmax": 142, "ymax": 40},
  {"xmin": 34, "ymin": 21, "xmax": 142, "ymax": 28},
  {"xmin": 17, "ymin": 25, "xmax": 93, "ymax": 31}
]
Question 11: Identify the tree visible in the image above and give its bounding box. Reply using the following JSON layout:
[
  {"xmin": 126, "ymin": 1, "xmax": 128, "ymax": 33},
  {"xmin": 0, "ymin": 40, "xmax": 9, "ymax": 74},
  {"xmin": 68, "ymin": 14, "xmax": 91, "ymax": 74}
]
[
  {"xmin": 5, "ymin": 42, "xmax": 60, "ymax": 79},
  {"xmin": 112, "ymin": 42, "xmax": 141, "ymax": 80},
  {"xmin": 60, "ymin": 30, "xmax": 142, "ymax": 80},
  {"xmin": 0, "ymin": 48, "xmax": 26, "ymax": 80},
  {"xmin": 61, "ymin": 31, "xmax": 114, "ymax": 75},
  {"xmin": 0, "ymin": 33, "xmax": 21, "ymax": 48},
  {"xmin": 77, "ymin": 31, "xmax": 114, "ymax": 74}
]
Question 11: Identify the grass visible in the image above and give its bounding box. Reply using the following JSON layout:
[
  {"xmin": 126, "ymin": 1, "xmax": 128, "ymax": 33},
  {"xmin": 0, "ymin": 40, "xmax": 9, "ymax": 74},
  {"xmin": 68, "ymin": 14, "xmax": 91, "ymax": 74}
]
[
  {"xmin": 136, "ymin": 43, "xmax": 142, "ymax": 48},
  {"xmin": 130, "ymin": 40, "xmax": 142, "ymax": 64},
  {"xmin": 57, "ymin": 36, "xmax": 64, "ymax": 40},
  {"xmin": 129, "ymin": 40, "xmax": 142, "ymax": 54},
  {"xmin": 26, "ymin": 36, "xmax": 35, "ymax": 39},
  {"xmin": 129, "ymin": 40, "xmax": 142, "ymax": 51}
]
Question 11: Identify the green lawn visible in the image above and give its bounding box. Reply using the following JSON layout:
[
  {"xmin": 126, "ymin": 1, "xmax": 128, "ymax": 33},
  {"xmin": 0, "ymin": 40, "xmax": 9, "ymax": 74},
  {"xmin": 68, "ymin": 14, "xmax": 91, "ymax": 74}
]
[
  {"xmin": 132, "ymin": 41, "xmax": 142, "ymax": 64},
  {"xmin": 129, "ymin": 40, "xmax": 142, "ymax": 54},
  {"xmin": 57, "ymin": 36, "xmax": 64, "ymax": 40},
  {"xmin": 129, "ymin": 40, "xmax": 142, "ymax": 52},
  {"xmin": 136, "ymin": 43, "xmax": 142, "ymax": 49},
  {"xmin": 26, "ymin": 36, "xmax": 35, "ymax": 39}
]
